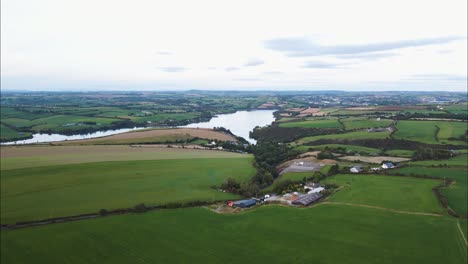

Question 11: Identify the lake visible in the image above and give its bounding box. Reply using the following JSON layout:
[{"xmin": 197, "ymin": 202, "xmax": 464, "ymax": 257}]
[
  {"xmin": 2, "ymin": 110, "xmax": 275, "ymax": 145},
  {"xmin": 182, "ymin": 110, "xmax": 275, "ymax": 144}
]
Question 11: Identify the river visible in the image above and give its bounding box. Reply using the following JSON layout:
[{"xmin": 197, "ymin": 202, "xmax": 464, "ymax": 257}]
[
  {"xmin": 181, "ymin": 110, "xmax": 275, "ymax": 144},
  {"xmin": 2, "ymin": 110, "xmax": 275, "ymax": 145}
]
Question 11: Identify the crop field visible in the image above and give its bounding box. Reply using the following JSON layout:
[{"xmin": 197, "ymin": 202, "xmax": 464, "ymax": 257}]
[
  {"xmin": 296, "ymin": 144, "xmax": 381, "ymax": 155},
  {"xmin": 394, "ymin": 121, "xmax": 439, "ymax": 144},
  {"xmin": 341, "ymin": 117, "xmax": 393, "ymax": 130},
  {"xmin": 321, "ymin": 174, "xmax": 443, "ymax": 214},
  {"xmin": 0, "ymin": 145, "xmax": 249, "ymax": 170},
  {"xmin": 390, "ymin": 167, "xmax": 468, "ymax": 217},
  {"xmin": 408, "ymin": 154, "xmax": 468, "ymax": 167},
  {"xmin": 2, "ymin": 205, "xmax": 466, "ymax": 264},
  {"xmin": 0, "ymin": 124, "xmax": 31, "ymax": 141},
  {"xmin": 58, "ymin": 128, "xmax": 236, "ymax": 145},
  {"xmin": 1, "ymin": 158, "xmax": 255, "ymax": 224},
  {"xmin": 278, "ymin": 118, "xmax": 341, "ymax": 129},
  {"xmin": 296, "ymin": 130, "xmax": 391, "ymax": 145},
  {"xmin": 338, "ymin": 155, "xmax": 411, "ymax": 164},
  {"xmin": 394, "ymin": 120, "xmax": 467, "ymax": 145},
  {"xmin": 437, "ymin": 121, "xmax": 467, "ymax": 145},
  {"xmin": 384, "ymin": 149, "xmax": 415, "ymax": 158}
]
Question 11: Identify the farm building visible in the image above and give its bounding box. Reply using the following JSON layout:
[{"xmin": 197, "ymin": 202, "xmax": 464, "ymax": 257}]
[
  {"xmin": 350, "ymin": 166, "xmax": 362, "ymax": 173},
  {"xmin": 382, "ymin": 162, "xmax": 395, "ymax": 169},
  {"xmin": 232, "ymin": 199, "xmax": 257, "ymax": 208},
  {"xmin": 292, "ymin": 193, "xmax": 323, "ymax": 206}
]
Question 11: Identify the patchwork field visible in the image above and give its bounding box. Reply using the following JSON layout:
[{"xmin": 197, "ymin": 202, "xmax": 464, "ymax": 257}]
[
  {"xmin": 296, "ymin": 130, "xmax": 391, "ymax": 145},
  {"xmin": 0, "ymin": 145, "xmax": 247, "ymax": 170},
  {"xmin": 391, "ymin": 167, "xmax": 468, "ymax": 217},
  {"xmin": 57, "ymin": 128, "xmax": 236, "ymax": 145},
  {"xmin": 1, "ymin": 205, "xmax": 465, "ymax": 264},
  {"xmin": 408, "ymin": 154, "xmax": 468, "ymax": 167},
  {"xmin": 278, "ymin": 118, "xmax": 341, "ymax": 129},
  {"xmin": 394, "ymin": 120, "xmax": 467, "ymax": 145},
  {"xmin": 341, "ymin": 117, "xmax": 393, "ymax": 130},
  {"xmin": 321, "ymin": 174, "xmax": 443, "ymax": 214},
  {"xmin": 1, "ymin": 158, "xmax": 255, "ymax": 224}
]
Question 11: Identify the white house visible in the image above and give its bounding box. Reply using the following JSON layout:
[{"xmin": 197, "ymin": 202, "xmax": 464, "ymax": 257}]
[
  {"xmin": 381, "ymin": 162, "xmax": 395, "ymax": 169},
  {"xmin": 350, "ymin": 166, "xmax": 362, "ymax": 173}
]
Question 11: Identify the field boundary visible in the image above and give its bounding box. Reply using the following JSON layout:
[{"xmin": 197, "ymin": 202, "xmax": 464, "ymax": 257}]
[
  {"xmin": 321, "ymin": 202, "xmax": 443, "ymax": 217},
  {"xmin": 457, "ymin": 221, "xmax": 468, "ymax": 247}
]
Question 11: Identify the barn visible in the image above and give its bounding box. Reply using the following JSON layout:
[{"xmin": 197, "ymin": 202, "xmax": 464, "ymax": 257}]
[
  {"xmin": 292, "ymin": 193, "xmax": 323, "ymax": 206},
  {"xmin": 232, "ymin": 199, "xmax": 257, "ymax": 208}
]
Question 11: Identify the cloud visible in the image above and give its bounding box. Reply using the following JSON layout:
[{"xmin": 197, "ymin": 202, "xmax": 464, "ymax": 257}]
[
  {"xmin": 264, "ymin": 36, "xmax": 464, "ymax": 57},
  {"xmin": 335, "ymin": 52, "xmax": 396, "ymax": 60},
  {"xmin": 225, "ymin": 67, "xmax": 240, "ymax": 72},
  {"xmin": 263, "ymin": 71, "xmax": 283, "ymax": 75},
  {"xmin": 244, "ymin": 58, "xmax": 264, "ymax": 67},
  {"xmin": 159, "ymin": 66, "xmax": 186, "ymax": 72},
  {"xmin": 302, "ymin": 61, "xmax": 341, "ymax": 69},
  {"xmin": 233, "ymin": 78, "xmax": 262, "ymax": 81},
  {"xmin": 157, "ymin": 51, "xmax": 173, "ymax": 55},
  {"xmin": 406, "ymin": 74, "xmax": 467, "ymax": 81}
]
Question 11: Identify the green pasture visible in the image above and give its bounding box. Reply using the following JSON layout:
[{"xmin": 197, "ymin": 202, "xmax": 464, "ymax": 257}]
[
  {"xmin": 408, "ymin": 154, "xmax": 468, "ymax": 167},
  {"xmin": 341, "ymin": 117, "xmax": 393, "ymax": 130},
  {"xmin": 391, "ymin": 167, "xmax": 467, "ymax": 217},
  {"xmin": 321, "ymin": 174, "xmax": 443, "ymax": 214},
  {"xmin": 278, "ymin": 118, "xmax": 341, "ymax": 129},
  {"xmin": 1, "ymin": 205, "xmax": 465, "ymax": 264},
  {"xmin": 0, "ymin": 158, "xmax": 255, "ymax": 224},
  {"xmin": 296, "ymin": 130, "xmax": 391, "ymax": 145}
]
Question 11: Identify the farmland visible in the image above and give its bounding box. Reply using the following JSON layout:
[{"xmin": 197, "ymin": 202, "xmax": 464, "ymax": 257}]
[
  {"xmin": 321, "ymin": 174, "xmax": 443, "ymax": 214},
  {"xmin": 2, "ymin": 205, "xmax": 466, "ymax": 264},
  {"xmin": 0, "ymin": 145, "xmax": 249, "ymax": 170},
  {"xmin": 1, "ymin": 157, "xmax": 255, "ymax": 224},
  {"xmin": 341, "ymin": 117, "xmax": 393, "ymax": 130},
  {"xmin": 57, "ymin": 128, "xmax": 236, "ymax": 145},
  {"xmin": 394, "ymin": 120, "xmax": 467, "ymax": 145},
  {"xmin": 295, "ymin": 130, "xmax": 391, "ymax": 145},
  {"xmin": 391, "ymin": 167, "xmax": 468, "ymax": 217},
  {"xmin": 278, "ymin": 118, "xmax": 341, "ymax": 129}
]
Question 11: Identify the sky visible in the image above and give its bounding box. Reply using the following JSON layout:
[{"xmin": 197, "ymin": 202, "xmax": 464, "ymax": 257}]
[{"xmin": 1, "ymin": 0, "xmax": 467, "ymax": 91}]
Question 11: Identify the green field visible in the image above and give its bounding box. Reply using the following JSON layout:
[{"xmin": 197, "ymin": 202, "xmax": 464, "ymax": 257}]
[
  {"xmin": 2, "ymin": 205, "xmax": 466, "ymax": 264},
  {"xmin": 341, "ymin": 117, "xmax": 393, "ymax": 130},
  {"xmin": 384, "ymin": 149, "xmax": 415, "ymax": 158},
  {"xmin": 0, "ymin": 158, "xmax": 255, "ymax": 224},
  {"xmin": 391, "ymin": 167, "xmax": 468, "ymax": 217},
  {"xmin": 0, "ymin": 124, "xmax": 31, "ymax": 141},
  {"xmin": 302, "ymin": 144, "xmax": 382, "ymax": 155},
  {"xmin": 296, "ymin": 130, "xmax": 391, "ymax": 145},
  {"xmin": 394, "ymin": 120, "xmax": 439, "ymax": 144},
  {"xmin": 0, "ymin": 146, "xmax": 249, "ymax": 170},
  {"xmin": 408, "ymin": 154, "xmax": 468, "ymax": 167},
  {"xmin": 394, "ymin": 120, "xmax": 466, "ymax": 145},
  {"xmin": 437, "ymin": 122, "xmax": 467, "ymax": 145},
  {"xmin": 278, "ymin": 118, "xmax": 341, "ymax": 129},
  {"xmin": 321, "ymin": 174, "xmax": 443, "ymax": 214}
]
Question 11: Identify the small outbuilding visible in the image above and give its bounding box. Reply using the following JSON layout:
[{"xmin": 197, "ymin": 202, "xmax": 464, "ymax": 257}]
[
  {"xmin": 232, "ymin": 199, "xmax": 257, "ymax": 208},
  {"xmin": 292, "ymin": 193, "xmax": 323, "ymax": 206},
  {"xmin": 350, "ymin": 166, "xmax": 362, "ymax": 173},
  {"xmin": 381, "ymin": 162, "xmax": 395, "ymax": 169}
]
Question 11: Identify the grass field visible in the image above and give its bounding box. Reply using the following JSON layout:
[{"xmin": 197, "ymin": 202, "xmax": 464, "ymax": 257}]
[
  {"xmin": 384, "ymin": 149, "xmax": 415, "ymax": 158},
  {"xmin": 278, "ymin": 118, "xmax": 341, "ymax": 129},
  {"xmin": 1, "ymin": 205, "xmax": 466, "ymax": 264},
  {"xmin": 0, "ymin": 158, "xmax": 255, "ymax": 224},
  {"xmin": 394, "ymin": 120, "xmax": 466, "ymax": 145},
  {"xmin": 321, "ymin": 174, "xmax": 443, "ymax": 214},
  {"xmin": 296, "ymin": 130, "xmax": 391, "ymax": 145},
  {"xmin": 408, "ymin": 154, "xmax": 468, "ymax": 167},
  {"xmin": 394, "ymin": 120, "xmax": 439, "ymax": 144},
  {"xmin": 341, "ymin": 117, "xmax": 393, "ymax": 130},
  {"xmin": 390, "ymin": 167, "xmax": 467, "ymax": 217},
  {"xmin": 0, "ymin": 124, "xmax": 31, "ymax": 142},
  {"xmin": 0, "ymin": 145, "xmax": 250, "ymax": 170},
  {"xmin": 300, "ymin": 144, "xmax": 382, "ymax": 154},
  {"xmin": 437, "ymin": 122, "xmax": 467, "ymax": 145}
]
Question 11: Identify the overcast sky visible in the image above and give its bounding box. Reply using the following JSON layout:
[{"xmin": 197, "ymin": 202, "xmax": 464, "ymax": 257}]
[{"xmin": 1, "ymin": 0, "xmax": 467, "ymax": 91}]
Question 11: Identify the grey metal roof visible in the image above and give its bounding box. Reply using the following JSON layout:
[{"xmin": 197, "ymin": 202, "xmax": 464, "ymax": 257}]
[{"xmin": 292, "ymin": 193, "xmax": 323, "ymax": 206}]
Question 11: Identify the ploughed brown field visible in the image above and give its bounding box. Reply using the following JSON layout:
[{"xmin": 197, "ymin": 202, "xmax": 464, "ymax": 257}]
[{"xmin": 54, "ymin": 128, "xmax": 237, "ymax": 145}]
